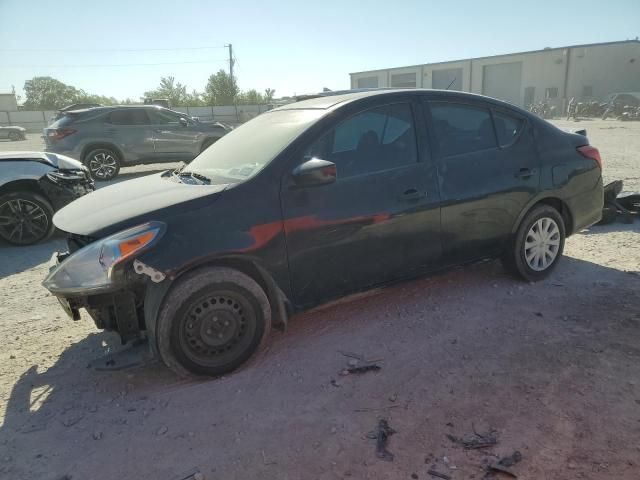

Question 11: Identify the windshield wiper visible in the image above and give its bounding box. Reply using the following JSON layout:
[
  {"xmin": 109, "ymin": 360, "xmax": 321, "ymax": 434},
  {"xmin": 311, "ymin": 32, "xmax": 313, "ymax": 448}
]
[{"xmin": 173, "ymin": 170, "xmax": 211, "ymax": 185}]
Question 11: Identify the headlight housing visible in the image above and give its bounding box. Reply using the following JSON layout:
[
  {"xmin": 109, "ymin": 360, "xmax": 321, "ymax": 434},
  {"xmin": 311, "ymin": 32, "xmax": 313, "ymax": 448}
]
[
  {"xmin": 46, "ymin": 170, "xmax": 88, "ymax": 184},
  {"xmin": 42, "ymin": 222, "xmax": 165, "ymax": 295}
]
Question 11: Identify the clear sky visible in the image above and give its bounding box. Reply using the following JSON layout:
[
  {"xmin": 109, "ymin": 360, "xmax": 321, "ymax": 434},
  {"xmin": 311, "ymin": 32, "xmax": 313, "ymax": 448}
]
[{"xmin": 1, "ymin": 0, "xmax": 638, "ymax": 101}]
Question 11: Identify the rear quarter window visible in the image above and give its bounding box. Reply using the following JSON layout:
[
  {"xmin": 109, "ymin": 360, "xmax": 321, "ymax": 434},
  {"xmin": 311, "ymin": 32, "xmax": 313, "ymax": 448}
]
[{"xmin": 492, "ymin": 111, "xmax": 525, "ymax": 146}]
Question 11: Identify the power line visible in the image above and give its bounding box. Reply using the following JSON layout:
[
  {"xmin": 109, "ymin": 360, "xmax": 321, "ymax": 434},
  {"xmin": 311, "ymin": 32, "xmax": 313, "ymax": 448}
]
[
  {"xmin": 0, "ymin": 45, "xmax": 227, "ymax": 53},
  {"xmin": 3, "ymin": 59, "xmax": 228, "ymax": 68}
]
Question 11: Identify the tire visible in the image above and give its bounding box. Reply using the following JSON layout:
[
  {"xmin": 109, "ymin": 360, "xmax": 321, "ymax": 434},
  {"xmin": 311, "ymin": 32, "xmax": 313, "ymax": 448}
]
[
  {"xmin": 200, "ymin": 137, "xmax": 218, "ymax": 154},
  {"xmin": 155, "ymin": 267, "xmax": 272, "ymax": 378},
  {"xmin": 0, "ymin": 191, "xmax": 55, "ymax": 245},
  {"xmin": 502, "ymin": 205, "xmax": 566, "ymax": 282},
  {"xmin": 84, "ymin": 148, "xmax": 121, "ymax": 181},
  {"xmin": 8, "ymin": 131, "xmax": 21, "ymax": 141}
]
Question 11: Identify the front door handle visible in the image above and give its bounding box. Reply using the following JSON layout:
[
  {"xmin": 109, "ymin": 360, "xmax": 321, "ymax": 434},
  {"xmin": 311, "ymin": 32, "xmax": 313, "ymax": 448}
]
[
  {"xmin": 515, "ymin": 168, "xmax": 534, "ymax": 179},
  {"xmin": 400, "ymin": 188, "xmax": 425, "ymax": 201}
]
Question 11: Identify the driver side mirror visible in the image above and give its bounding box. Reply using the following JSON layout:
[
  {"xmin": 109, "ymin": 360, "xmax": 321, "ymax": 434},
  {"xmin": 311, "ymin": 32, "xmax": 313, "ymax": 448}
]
[
  {"xmin": 291, "ymin": 158, "xmax": 337, "ymax": 187},
  {"xmin": 179, "ymin": 117, "xmax": 188, "ymax": 127}
]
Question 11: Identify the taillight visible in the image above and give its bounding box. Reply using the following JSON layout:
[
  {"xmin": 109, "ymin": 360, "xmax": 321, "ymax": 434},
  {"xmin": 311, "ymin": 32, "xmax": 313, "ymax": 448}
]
[
  {"xmin": 47, "ymin": 128, "xmax": 76, "ymax": 141},
  {"xmin": 577, "ymin": 145, "xmax": 602, "ymax": 169}
]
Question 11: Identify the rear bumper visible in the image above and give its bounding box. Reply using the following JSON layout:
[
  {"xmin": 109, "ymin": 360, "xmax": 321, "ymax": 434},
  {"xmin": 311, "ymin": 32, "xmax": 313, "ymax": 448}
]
[{"xmin": 566, "ymin": 176, "xmax": 604, "ymax": 234}]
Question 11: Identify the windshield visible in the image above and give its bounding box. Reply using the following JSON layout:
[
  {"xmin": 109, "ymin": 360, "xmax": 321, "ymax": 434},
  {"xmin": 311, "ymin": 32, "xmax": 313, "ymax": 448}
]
[{"xmin": 184, "ymin": 109, "xmax": 325, "ymax": 184}]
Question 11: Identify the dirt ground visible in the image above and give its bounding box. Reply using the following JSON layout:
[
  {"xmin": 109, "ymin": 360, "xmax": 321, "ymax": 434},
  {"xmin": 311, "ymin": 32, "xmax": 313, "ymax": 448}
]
[{"xmin": 0, "ymin": 121, "xmax": 639, "ymax": 480}]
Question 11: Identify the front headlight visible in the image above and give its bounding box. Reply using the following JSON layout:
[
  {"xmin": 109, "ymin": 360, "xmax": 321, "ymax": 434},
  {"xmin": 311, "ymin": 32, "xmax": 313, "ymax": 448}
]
[
  {"xmin": 46, "ymin": 170, "xmax": 87, "ymax": 184},
  {"xmin": 42, "ymin": 222, "xmax": 165, "ymax": 295}
]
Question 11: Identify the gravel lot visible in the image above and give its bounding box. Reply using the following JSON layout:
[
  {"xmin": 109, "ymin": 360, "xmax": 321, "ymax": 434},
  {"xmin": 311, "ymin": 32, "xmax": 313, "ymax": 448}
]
[{"xmin": 0, "ymin": 122, "xmax": 639, "ymax": 480}]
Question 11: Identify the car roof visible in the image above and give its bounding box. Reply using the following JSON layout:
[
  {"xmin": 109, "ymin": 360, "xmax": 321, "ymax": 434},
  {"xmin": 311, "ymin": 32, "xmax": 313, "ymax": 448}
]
[{"xmin": 273, "ymin": 88, "xmax": 527, "ymax": 113}]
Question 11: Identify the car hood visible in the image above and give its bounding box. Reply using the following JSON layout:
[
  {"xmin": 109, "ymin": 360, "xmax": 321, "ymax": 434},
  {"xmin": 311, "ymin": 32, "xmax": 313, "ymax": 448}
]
[
  {"xmin": 0, "ymin": 151, "xmax": 83, "ymax": 170},
  {"xmin": 54, "ymin": 172, "xmax": 228, "ymax": 236}
]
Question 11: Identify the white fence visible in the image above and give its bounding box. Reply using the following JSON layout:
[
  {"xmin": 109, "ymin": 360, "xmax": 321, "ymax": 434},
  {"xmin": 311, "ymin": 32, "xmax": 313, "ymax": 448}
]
[{"xmin": 0, "ymin": 104, "xmax": 273, "ymax": 132}]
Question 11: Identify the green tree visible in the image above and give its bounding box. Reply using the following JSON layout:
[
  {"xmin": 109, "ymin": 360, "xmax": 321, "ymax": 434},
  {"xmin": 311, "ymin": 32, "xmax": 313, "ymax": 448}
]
[
  {"xmin": 23, "ymin": 76, "xmax": 80, "ymax": 109},
  {"xmin": 204, "ymin": 70, "xmax": 239, "ymax": 105},
  {"xmin": 264, "ymin": 88, "xmax": 276, "ymax": 103}
]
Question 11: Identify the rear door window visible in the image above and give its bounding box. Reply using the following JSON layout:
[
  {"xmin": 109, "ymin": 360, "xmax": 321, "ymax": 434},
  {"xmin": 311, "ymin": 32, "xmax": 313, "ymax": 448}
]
[
  {"xmin": 428, "ymin": 102, "xmax": 497, "ymax": 157},
  {"xmin": 306, "ymin": 103, "xmax": 418, "ymax": 178},
  {"xmin": 492, "ymin": 111, "xmax": 524, "ymax": 146},
  {"xmin": 108, "ymin": 109, "xmax": 150, "ymax": 125}
]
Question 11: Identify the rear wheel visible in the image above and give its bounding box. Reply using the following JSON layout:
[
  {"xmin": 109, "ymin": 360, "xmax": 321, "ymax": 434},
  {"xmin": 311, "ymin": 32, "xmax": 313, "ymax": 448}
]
[
  {"xmin": 200, "ymin": 137, "xmax": 218, "ymax": 153},
  {"xmin": 84, "ymin": 148, "xmax": 120, "ymax": 181},
  {"xmin": 155, "ymin": 267, "xmax": 271, "ymax": 378},
  {"xmin": 503, "ymin": 205, "xmax": 565, "ymax": 282},
  {"xmin": 0, "ymin": 191, "xmax": 54, "ymax": 245}
]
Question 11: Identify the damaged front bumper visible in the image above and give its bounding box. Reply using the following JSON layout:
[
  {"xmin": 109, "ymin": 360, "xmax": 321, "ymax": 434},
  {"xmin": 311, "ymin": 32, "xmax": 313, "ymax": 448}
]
[
  {"xmin": 44, "ymin": 223, "xmax": 167, "ymax": 343},
  {"xmin": 47, "ymin": 251, "xmax": 146, "ymax": 343}
]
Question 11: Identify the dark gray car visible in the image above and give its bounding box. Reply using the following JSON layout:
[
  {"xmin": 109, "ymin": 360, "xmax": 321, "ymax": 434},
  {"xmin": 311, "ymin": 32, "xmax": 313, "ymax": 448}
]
[{"xmin": 44, "ymin": 105, "xmax": 231, "ymax": 180}]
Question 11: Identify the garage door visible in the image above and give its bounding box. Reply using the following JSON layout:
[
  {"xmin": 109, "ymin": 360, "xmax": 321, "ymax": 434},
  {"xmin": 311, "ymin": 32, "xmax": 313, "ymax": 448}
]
[
  {"xmin": 432, "ymin": 68, "xmax": 463, "ymax": 91},
  {"xmin": 482, "ymin": 62, "xmax": 522, "ymax": 106}
]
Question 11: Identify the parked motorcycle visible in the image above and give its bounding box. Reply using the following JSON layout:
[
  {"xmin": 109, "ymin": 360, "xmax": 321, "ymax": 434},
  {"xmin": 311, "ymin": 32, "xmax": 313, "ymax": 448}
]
[{"xmin": 528, "ymin": 101, "xmax": 556, "ymax": 119}]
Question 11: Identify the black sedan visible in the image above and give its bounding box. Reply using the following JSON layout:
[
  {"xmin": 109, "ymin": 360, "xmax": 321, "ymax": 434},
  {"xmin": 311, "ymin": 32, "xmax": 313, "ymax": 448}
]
[
  {"xmin": 43, "ymin": 89, "xmax": 603, "ymax": 377},
  {"xmin": 0, "ymin": 152, "xmax": 94, "ymax": 245}
]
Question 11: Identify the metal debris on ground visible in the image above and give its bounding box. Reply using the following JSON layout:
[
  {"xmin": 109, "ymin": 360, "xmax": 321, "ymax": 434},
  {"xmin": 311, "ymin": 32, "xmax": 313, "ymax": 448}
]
[
  {"xmin": 447, "ymin": 427, "xmax": 498, "ymax": 449},
  {"xmin": 427, "ymin": 469, "xmax": 451, "ymax": 480},
  {"xmin": 366, "ymin": 419, "xmax": 396, "ymax": 461},
  {"xmin": 486, "ymin": 450, "xmax": 523, "ymax": 478},
  {"xmin": 346, "ymin": 364, "xmax": 381, "ymax": 374},
  {"xmin": 599, "ymin": 180, "xmax": 639, "ymax": 225}
]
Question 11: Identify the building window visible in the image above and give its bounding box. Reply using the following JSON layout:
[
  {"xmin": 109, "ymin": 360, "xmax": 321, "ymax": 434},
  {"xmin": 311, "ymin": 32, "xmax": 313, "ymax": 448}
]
[
  {"xmin": 391, "ymin": 73, "xmax": 417, "ymax": 88},
  {"xmin": 582, "ymin": 85, "xmax": 593, "ymax": 98},
  {"xmin": 357, "ymin": 76, "xmax": 378, "ymax": 88},
  {"xmin": 545, "ymin": 87, "xmax": 558, "ymax": 99}
]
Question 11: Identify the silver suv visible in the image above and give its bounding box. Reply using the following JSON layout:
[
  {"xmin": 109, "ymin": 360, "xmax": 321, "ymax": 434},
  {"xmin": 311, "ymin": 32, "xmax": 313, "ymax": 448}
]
[{"xmin": 44, "ymin": 105, "xmax": 231, "ymax": 180}]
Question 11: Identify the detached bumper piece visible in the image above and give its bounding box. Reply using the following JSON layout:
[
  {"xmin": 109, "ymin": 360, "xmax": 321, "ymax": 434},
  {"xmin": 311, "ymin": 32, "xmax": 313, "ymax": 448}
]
[
  {"xmin": 600, "ymin": 180, "xmax": 640, "ymax": 225},
  {"xmin": 86, "ymin": 290, "xmax": 143, "ymax": 344}
]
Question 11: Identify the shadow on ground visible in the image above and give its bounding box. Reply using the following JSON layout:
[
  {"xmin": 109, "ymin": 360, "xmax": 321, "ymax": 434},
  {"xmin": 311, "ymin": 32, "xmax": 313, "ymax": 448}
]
[{"xmin": 1, "ymin": 255, "xmax": 639, "ymax": 478}]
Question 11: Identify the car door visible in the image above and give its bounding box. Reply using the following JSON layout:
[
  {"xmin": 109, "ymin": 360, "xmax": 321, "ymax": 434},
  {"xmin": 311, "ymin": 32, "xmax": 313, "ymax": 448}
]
[
  {"xmin": 148, "ymin": 109, "xmax": 199, "ymax": 160},
  {"xmin": 106, "ymin": 109, "xmax": 155, "ymax": 161},
  {"xmin": 423, "ymin": 98, "xmax": 540, "ymax": 262},
  {"xmin": 280, "ymin": 99, "xmax": 442, "ymax": 306}
]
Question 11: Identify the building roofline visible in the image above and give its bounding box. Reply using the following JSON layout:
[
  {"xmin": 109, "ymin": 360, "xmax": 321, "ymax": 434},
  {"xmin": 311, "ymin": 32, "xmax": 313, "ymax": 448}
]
[{"xmin": 349, "ymin": 39, "xmax": 640, "ymax": 76}]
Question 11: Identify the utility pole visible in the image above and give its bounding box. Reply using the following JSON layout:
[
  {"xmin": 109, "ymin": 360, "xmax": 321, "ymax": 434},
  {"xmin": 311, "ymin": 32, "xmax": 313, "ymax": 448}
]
[
  {"xmin": 226, "ymin": 44, "xmax": 234, "ymax": 81},
  {"xmin": 225, "ymin": 43, "xmax": 239, "ymax": 122}
]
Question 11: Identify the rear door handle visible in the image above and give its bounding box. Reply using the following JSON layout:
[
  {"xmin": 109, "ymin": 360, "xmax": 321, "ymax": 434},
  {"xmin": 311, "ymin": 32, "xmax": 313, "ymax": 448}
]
[
  {"xmin": 400, "ymin": 188, "xmax": 425, "ymax": 201},
  {"xmin": 515, "ymin": 168, "xmax": 534, "ymax": 179}
]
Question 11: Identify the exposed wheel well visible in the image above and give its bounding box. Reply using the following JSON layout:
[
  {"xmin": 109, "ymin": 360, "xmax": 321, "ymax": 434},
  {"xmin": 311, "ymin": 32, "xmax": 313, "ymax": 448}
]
[
  {"xmin": 146, "ymin": 256, "xmax": 289, "ymax": 337},
  {"xmin": 81, "ymin": 143, "xmax": 124, "ymax": 163},
  {"xmin": 0, "ymin": 179, "xmax": 47, "ymax": 199}
]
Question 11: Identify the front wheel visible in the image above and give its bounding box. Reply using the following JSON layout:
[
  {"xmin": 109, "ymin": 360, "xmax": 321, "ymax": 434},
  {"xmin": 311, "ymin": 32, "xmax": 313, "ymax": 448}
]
[
  {"xmin": 502, "ymin": 205, "xmax": 566, "ymax": 282},
  {"xmin": 0, "ymin": 191, "xmax": 55, "ymax": 245},
  {"xmin": 155, "ymin": 267, "xmax": 272, "ymax": 378},
  {"xmin": 8, "ymin": 131, "xmax": 21, "ymax": 141},
  {"xmin": 84, "ymin": 148, "xmax": 121, "ymax": 181}
]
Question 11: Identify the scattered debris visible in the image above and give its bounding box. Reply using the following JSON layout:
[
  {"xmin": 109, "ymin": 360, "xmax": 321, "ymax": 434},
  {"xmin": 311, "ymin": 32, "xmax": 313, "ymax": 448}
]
[
  {"xmin": 92, "ymin": 431, "xmax": 103, "ymax": 440},
  {"xmin": 354, "ymin": 405, "xmax": 400, "ymax": 413},
  {"xmin": 411, "ymin": 473, "xmax": 419, "ymax": 479},
  {"xmin": 61, "ymin": 414, "xmax": 84, "ymax": 427},
  {"xmin": 338, "ymin": 350, "xmax": 384, "ymax": 363},
  {"xmin": 156, "ymin": 426, "xmax": 168, "ymax": 436},
  {"xmin": 330, "ymin": 379, "xmax": 342, "ymax": 387},
  {"xmin": 261, "ymin": 450, "xmax": 276, "ymax": 466},
  {"xmin": 447, "ymin": 426, "xmax": 498, "ymax": 449},
  {"xmin": 427, "ymin": 469, "xmax": 451, "ymax": 480},
  {"xmin": 487, "ymin": 451, "xmax": 523, "ymax": 478},
  {"xmin": 367, "ymin": 419, "xmax": 396, "ymax": 461},
  {"xmin": 346, "ymin": 364, "xmax": 381, "ymax": 374},
  {"xmin": 389, "ymin": 393, "xmax": 398, "ymax": 402}
]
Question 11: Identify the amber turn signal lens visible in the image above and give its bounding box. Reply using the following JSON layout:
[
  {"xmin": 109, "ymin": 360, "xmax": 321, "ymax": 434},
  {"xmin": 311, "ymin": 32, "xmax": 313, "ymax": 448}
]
[{"xmin": 117, "ymin": 231, "xmax": 156, "ymax": 258}]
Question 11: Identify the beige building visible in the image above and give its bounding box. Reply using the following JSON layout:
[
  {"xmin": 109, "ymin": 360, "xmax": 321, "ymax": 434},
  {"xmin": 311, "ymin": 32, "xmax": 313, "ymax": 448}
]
[
  {"xmin": 0, "ymin": 93, "xmax": 18, "ymax": 111},
  {"xmin": 350, "ymin": 40, "xmax": 640, "ymax": 111}
]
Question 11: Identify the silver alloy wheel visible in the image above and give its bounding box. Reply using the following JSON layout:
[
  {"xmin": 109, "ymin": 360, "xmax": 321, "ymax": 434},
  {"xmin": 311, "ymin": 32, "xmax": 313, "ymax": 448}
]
[
  {"xmin": 88, "ymin": 152, "xmax": 117, "ymax": 179},
  {"xmin": 0, "ymin": 198, "xmax": 49, "ymax": 244},
  {"xmin": 524, "ymin": 217, "xmax": 561, "ymax": 271}
]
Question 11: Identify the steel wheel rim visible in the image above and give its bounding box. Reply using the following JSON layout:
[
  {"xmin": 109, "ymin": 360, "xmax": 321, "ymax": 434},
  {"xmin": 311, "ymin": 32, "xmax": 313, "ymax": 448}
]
[
  {"xmin": 0, "ymin": 198, "xmax": 48, "ymax": 244},
  {"xmin": 524, "ymin": 217, "xmax": 560, "ymax": 271},
  {"xmin": 88, "ymin": 152, "xmax": 117, "ymax": 179},
  {"xmin": 178, "ymin": 291, "xmax": 257, "ymax": 367}
]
